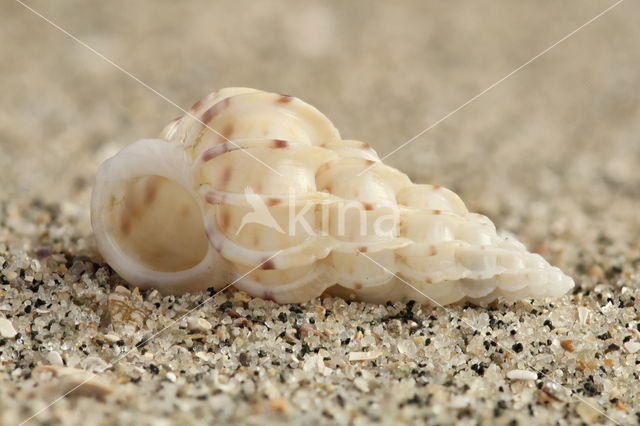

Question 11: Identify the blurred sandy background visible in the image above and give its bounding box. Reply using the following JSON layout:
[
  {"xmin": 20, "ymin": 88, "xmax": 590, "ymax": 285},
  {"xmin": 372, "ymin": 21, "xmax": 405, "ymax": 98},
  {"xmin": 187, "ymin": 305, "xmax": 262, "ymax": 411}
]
[
  {"xmin": 3, "ymin": 2, "xmax": 639, "ymax": 227},
  {"xmin": 1, "ymin": 1, "xmax": 640, "ymax": 425}
]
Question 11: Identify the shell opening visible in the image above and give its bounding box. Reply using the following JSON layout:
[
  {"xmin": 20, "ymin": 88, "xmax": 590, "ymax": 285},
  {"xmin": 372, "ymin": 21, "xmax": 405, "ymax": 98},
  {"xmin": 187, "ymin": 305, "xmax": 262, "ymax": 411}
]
[{"xmin": 106, "ymin": 175, "xmax": 209, "ymax": 273}]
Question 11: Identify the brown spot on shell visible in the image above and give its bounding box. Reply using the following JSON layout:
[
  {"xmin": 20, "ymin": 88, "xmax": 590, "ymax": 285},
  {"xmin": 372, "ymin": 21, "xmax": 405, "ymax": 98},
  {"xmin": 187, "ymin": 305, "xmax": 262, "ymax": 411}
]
[
  {"xmin": 363, "ymin": 203, "xmax": 374, "ymax": 211},
  {"xmin": 267, "ymin": 198, "xmax": 281, "ymax": 207},
  {"xmin": 354, "ymin": 283, "xmax": 363, "ymax": 290},
  {"xmin": 205, "ymin": 230, "xmax": 223, "ymax": 252},
  {"xmin": 261, "ymin": 259, "xmax": 276, "ymax": 270},
  {"xmin": 201, "ymin": 148, "xmax": 217, "ymax": 162},
  {"xmin": 277, "ymin": 95, "xmax": 293, "ymax": 103},
  {"xmin": 433, "ymin": 209, "xmax": 441, "ymax": 215},
  {"xmin": 202, "ymin": 144, "xmax": 230, "ymax": 162},
  {"xmin": 364, "ymin": 160, "xmax": 375, "ymax": 166},
  {"xmin": 220, "ymin": 211, "xmax": 230, "ymax": 231},
  {"xmin": 200, "ymin": 106, "xmax": 216, "ymax": 124},
  {"xmin": 273, "ymin": 139, "xmax": 288, "ymax": 148},
  {"xmin": 429, "ymin": 246, "xmax": 437, "ymax": 256},
  {"xmin": 360, "ymin": 142, "xmax": 371, "ymax": 149},
  {"xmin": 358, "ymin": 246, "xmax": 368, "ymax": 253},
  {"xmin": 191, "ymin": 91, "xmax": 218, "ymax": 112},
  {"xmin": 120, "ymin": 212, "xmax": 131, "ymax": 236},
  {"xmin": 432, "ymin": 185, "xmax": 441, "ymax": 190},
  {"xmin": 144, "ymin": 177, "xmax": 159, "ymax": 205},
  {"xmin": 222, "ymin": 123, "xmax": 234, "ymax": 139},
  {"xmin": 205, "ymin": 191, "xmax": 218, "ymax": 204},
  {"xmin": 263, "ymin": 291, "xmax": 276, "ymax": 302},
  {"xmin": 221, "ymin": 167, "xmax": 232, "ymax": 187},
  {"xmin": 190, "ymin": 97, "xmax": 204, "ymax": 111},
  {"xmin": 425, "ymin": 278, "xmax": 432, "ymax": 284},
  {"xmin": 201, "ymin": 97, "xmax": 230, "ymax": 124}
]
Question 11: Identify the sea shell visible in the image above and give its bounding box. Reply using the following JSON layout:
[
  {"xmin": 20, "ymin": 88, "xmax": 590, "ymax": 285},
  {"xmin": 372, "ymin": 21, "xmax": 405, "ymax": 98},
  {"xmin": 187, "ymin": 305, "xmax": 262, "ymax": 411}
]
[{"xmin": 91, "ymin": 87, "xmax": 574, "ymax": 305}]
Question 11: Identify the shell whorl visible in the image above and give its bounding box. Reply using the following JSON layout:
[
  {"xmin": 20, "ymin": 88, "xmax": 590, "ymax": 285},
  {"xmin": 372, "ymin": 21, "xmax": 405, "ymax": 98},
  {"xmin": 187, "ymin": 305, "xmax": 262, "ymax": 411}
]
[{"xmin": 91, "ymin": 87, "xmax": 574, "ymax": 305}]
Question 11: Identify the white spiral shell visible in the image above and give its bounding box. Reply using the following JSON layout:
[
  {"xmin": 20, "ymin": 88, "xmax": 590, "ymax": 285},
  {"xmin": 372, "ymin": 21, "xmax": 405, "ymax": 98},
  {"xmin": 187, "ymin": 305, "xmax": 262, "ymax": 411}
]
[{"xmin": 91, "ymin": 87, "xmax": 574, "ymax": 305}]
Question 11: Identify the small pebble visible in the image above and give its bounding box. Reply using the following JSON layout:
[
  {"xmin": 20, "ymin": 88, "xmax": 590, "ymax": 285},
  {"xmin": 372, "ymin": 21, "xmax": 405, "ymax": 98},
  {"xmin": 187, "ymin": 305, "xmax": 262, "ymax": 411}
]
[
  {"xmin": 195, "ymin": 351, "xmax": 212, "ymax": 362},
  {"xmin": 506, "ymin": 369, "xmax": 537, "ymax": 380},
  {"xmin": 267, "ymin": 397, "xmax": 290, "ymax": 414},
  {"xmin": 605, "ymin": 343, "xmax": 620, "ymax": 353},
  {"xmin": 541, "ymin": 382, "xmax": 564, "ymax": 401},
  {"xmin": 239, "ymin": 352, "xmax": 251, "ymax": 367},
  {"xmin": 233, "ymin": 290, "xmax": 252, "ymax": 303},
  {"xmin": 32, "ymin": 365, "xmax": 112, "ymax": 397},
  {"xmin": 35, "ymin": 246, "xmax": 52, "ymax": 258},
  {"xmin": 114, "ymin": 285, "xmax": 130, "ymax": 294},
  {"xmin": 387, "ymin": 319, "xmax": 402, "ymax": 336},
  {"xmin": 577, "ymin": 307, "xmax": 590, "ymax": 325},
  {"xmin": 187, "ymin": 317, "xmax": 213, "ymax": 332},
  {"xmin": 575, "ymin": 399, "xmax": 602, "ymax": 423},
  {"xmin": 0, "ymin": 317, "xmax": 17, "ymax": 338},
  {"xmin": 623, "ymin": 341, "xmax": 640, "ymax": 354},
  {"xmin": 348, "ymin": 351, "xmax": 382, "ymax": 362},
  {"xmin": 216, "ymin": 327, "xmax": 227, "ymax": 340},
  {"xmin": 166, "ymin": 372, "xmax": 177, "ymax": 382},
  {"xmin": 353, "ymin": 377, "xmax": 369, "ymax": 392},
  {"xmin": 397, "ymin": 339, "xmax": 417, "ymax": 357},
  {"xmin": 560, "ymin": 339, "xmax": 575, "ymax": 352},
  {"xmin": 104, "ymin": 333, "xmax": 121, "ymax": 344},
  {"xmin": 47, "ymin": 351, "xmax": 64, "ymax": 366},
  {"xmin": 588, "ymin": 264, "xmax": 604, "ymax": 281}
]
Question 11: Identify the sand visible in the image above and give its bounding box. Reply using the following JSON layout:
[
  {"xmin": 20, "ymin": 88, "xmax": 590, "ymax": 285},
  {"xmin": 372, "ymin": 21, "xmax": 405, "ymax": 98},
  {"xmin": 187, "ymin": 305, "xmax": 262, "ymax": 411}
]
[{"xmin": 1, "ymin": 1, "xmax": 639, "ymax": 425}]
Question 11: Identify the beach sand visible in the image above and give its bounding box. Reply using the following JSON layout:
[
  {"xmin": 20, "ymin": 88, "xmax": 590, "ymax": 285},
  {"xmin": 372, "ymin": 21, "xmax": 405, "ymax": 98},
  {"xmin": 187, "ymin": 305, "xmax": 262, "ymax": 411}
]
[{"xmin": 1, "ymin": 1, "xmax": 639, "ymax": 424}]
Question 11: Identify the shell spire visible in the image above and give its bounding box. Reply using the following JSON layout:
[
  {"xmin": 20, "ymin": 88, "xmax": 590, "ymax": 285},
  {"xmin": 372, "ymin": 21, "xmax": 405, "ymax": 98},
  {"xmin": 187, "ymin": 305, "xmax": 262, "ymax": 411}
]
[{"xmin": 91, "ymin": 87, "xmax": 574, "ymax": 305}]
